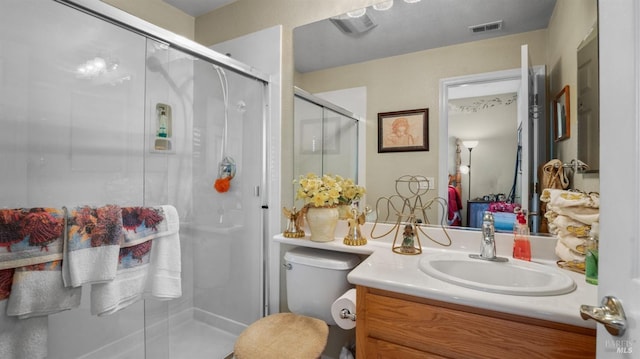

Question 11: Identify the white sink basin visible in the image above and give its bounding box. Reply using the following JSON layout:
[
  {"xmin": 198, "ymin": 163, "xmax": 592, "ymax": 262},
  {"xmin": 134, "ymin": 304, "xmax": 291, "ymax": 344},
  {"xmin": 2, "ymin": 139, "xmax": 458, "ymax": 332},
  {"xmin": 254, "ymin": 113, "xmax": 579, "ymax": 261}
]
[{"xmin": 418, "ymin": 252, "xmax": 576, "ymax": 296}]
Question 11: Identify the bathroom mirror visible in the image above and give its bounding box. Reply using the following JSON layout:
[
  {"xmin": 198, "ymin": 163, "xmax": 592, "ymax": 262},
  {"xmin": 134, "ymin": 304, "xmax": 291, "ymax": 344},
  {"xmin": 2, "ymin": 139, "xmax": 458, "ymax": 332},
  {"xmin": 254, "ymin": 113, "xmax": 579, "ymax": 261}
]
[
  {"xmin": 293, "ymin": 0, "xmax": 598, "ymax": 233},
  {"xmin": 553, "ymin": 85, "xmax": 570, "ymax": 142}
]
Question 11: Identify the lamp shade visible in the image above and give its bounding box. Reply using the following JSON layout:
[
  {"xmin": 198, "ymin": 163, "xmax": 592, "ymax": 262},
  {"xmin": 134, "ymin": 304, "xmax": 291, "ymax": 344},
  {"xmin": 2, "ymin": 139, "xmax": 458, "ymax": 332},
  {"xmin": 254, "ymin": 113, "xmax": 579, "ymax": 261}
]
[{"xmin": 462, "ymin": 140, "xmax": 479, "ymax": 149}]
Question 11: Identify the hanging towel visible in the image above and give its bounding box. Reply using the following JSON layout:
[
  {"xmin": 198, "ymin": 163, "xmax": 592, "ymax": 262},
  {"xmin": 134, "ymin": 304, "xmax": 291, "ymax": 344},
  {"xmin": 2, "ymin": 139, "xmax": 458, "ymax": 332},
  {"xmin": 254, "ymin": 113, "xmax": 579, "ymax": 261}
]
[
  {"xmin": 145, "ymin": 205, "xmax": 181, "ymax": 300},
  {"xmin": 91, "ymin": 205, "xmax": 180, "ymax": 315},
  {"xmin": 120, "ymin": 206, "xmax": 171, "ymax": 247},
  {"xmin": 0, "ymin": 268, "xmax": 48, "ymax": 359},
  {"xmin": 7, "ymin": 260, "xmax": 81, "ymax": 319},
  {"xmin": 0, "ymin": 208, "xmax": 64, "ymax": 270},
  {"xmin": 62, "ymin": 205, "xmax": 123, "ymax": 288},
  {"xmin": 90, "ymin": 240, "xmax": 153, "ymax": 316}
]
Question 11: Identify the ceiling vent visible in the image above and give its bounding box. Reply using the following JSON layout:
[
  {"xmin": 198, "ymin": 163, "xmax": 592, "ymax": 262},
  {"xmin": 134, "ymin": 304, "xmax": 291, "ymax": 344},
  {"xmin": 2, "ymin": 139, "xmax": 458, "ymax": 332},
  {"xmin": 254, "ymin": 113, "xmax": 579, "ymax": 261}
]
[
  {"xmin": 468, "ymin": 20, "xmax": 504, "ymax": 34},
  {"xmin": 330, "ymin": 13, "xmax": 377, "ymax": 35}
]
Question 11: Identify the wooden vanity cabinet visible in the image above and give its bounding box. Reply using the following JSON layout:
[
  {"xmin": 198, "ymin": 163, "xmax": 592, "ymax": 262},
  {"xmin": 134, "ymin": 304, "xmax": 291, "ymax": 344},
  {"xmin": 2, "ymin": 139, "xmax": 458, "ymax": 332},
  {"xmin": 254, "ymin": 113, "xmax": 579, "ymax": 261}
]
[{"xmin": 355, "ymin": 286, "xmax": 596, "ymax": 358}]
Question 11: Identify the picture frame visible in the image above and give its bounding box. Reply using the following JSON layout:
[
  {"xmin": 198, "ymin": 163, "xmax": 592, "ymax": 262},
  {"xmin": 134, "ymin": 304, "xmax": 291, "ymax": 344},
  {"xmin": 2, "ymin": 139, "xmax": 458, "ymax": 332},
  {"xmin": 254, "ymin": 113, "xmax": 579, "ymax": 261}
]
[
  {"xmin": 300, "ymin": 117, "xmax": 340, "ymax": 154},
  {"xmin": 553, "ymin": 85, "xmax": 570, "ymax": 142},
  {"xmin": 378, "ymin": 108, "xmax": 429, "ymax": 153}
]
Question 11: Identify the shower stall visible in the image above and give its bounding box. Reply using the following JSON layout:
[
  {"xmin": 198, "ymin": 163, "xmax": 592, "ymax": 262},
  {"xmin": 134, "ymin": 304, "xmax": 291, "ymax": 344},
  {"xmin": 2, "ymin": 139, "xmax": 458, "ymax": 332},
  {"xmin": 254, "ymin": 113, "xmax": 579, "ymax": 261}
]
[{"xmin": 0, "ymin": 0, "xmax": 273, "ymax": 358}]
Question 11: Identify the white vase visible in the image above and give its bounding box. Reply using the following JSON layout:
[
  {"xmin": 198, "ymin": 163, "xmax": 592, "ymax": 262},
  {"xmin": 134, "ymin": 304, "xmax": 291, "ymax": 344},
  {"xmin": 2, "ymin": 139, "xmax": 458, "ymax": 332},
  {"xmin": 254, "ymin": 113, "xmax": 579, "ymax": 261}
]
[{"xmin": 306, "ymin": 206, "xmax": 339, "ymax": 242}]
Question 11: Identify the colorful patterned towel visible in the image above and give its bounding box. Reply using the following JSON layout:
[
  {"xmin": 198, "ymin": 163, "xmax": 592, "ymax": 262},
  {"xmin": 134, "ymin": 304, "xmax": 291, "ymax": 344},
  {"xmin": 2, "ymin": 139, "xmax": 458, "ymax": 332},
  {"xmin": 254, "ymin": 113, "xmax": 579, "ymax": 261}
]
[
  {"xmin": 62, "ymin": 205, "xmax": 123, "ymax": 288},
  {"xmin": 121, "ymin": 206, "xmax": 169, "ymax": 247},
  {"xmin": 0, "ymin": 208, "xmax": 65, "ymax": 270}
]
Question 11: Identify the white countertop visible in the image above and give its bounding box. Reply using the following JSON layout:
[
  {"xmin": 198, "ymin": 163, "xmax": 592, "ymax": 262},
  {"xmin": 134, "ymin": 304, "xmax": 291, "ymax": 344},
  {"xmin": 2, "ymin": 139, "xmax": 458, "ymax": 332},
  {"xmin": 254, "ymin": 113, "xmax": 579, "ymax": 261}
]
[{"xmin": 274, "ymin": 221, "xmax": 598, "ymax": 329}]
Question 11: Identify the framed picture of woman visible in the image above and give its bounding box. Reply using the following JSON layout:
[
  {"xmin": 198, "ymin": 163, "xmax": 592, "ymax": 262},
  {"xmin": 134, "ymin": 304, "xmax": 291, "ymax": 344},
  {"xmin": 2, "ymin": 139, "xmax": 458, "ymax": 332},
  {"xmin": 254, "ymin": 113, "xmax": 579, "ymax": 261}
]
[{"xmin": 377, "ymin": 108, "xmax": 429, "ymax": 153}]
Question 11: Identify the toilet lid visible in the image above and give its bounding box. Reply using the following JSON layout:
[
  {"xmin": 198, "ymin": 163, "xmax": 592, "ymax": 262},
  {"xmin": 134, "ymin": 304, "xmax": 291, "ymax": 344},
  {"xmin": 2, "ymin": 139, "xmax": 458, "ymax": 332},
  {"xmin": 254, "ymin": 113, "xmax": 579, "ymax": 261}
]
[{"xmin": 234, "ymin": 313, "xmax": 328, "ymax": 359}]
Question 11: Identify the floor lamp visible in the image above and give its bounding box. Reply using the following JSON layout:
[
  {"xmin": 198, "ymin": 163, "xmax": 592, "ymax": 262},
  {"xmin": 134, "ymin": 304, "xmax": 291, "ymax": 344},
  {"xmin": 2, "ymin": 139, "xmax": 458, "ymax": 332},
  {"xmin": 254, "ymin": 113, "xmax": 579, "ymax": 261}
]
[{"xmin": 460, "ymin": 140, "xmax": 479, "ymax": 203}]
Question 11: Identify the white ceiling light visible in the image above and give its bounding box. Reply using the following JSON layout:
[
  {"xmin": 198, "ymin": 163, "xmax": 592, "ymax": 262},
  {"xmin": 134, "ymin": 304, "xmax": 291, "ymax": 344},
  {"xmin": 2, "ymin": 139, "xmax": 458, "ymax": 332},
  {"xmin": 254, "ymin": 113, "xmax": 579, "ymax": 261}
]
[
  {"xmin": 373, "ymin": 0, "xmax": 394, "ymax": 11},
  {"xmin": 346, "ymin": 8, "xmax": 367, "ymax": 18},
  {"xmin": 404, "ymin": 0, "xmax": 421, "ymax": 3}
]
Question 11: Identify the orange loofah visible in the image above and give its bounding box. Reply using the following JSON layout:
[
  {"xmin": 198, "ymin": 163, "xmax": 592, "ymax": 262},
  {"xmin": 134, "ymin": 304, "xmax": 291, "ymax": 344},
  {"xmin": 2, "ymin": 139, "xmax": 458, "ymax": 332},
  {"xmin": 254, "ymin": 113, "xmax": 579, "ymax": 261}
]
[{"xmin": 214, "ymin": 176, "xmax": 231, "ymax": 193}]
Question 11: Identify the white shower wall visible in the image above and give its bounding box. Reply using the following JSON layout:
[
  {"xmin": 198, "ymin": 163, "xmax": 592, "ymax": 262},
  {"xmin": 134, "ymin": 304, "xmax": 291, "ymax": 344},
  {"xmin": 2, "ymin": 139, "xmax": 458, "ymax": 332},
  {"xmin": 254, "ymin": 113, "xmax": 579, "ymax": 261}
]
[{"xmin": 0, "ymin": 0, "xmax": 276, "ymax": 358}]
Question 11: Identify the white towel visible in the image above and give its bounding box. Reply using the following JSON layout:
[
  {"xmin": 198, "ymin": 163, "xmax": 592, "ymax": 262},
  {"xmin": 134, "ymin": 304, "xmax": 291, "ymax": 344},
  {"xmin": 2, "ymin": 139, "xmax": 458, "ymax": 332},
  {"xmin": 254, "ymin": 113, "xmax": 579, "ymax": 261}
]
[
  {"xmin": 62, "ymin": 205, "xmax": 123, "ymax": 288},
  {"xmin": 546, "ymin": 205, "xmax": 599, "ymax": 225},
  {"xmin": 555, "ymin": 239, "xmax": 586, "ymax": 263},
  {"xmin": 0, "ymin": 269, "xmax": 48, "ymax": 359},
  {"xmin": 540, "ymin": 189, "xmax": 599, "ymax": 208},
  {"xmin": 548, "ymin": 214, "xmax": 592, "ymax": 237},
  {"xmin": 145, "ymin": 205, "xmax": 181, "ymax": 300},
  {"xmin": 90, "ymin": 241, "xmax": 153, "ymax": 316},
  {"xmin": 7, "ymin": 260, "xmax": 81, "ymax": 319}
]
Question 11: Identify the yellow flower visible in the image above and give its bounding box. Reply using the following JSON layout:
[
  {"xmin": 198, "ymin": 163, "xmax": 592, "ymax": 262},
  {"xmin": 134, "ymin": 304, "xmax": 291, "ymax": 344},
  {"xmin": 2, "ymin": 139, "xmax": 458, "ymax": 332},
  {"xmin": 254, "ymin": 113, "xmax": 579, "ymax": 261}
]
[{"xmin": 294, "ymin": 173, "xmax": 364, "ymax": 208}]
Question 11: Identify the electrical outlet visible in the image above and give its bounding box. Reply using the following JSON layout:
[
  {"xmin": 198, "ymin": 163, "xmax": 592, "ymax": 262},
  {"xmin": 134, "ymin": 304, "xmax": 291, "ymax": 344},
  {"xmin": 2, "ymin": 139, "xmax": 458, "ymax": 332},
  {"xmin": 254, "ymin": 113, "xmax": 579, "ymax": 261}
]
[{"xmin": 418, "ymin": 177, "xmax": 436, "ymax": 190}]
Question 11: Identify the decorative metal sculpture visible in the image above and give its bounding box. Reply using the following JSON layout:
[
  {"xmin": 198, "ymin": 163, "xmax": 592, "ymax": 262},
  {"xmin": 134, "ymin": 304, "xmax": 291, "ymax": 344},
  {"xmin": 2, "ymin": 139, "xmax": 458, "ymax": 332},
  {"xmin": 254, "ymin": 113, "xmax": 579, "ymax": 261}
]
[
  {"xmin": 282, "ymin": 206, "xmax": 305, "ymax": 238},
  {"xmin": 343, "ymin": 207, "xmax": 369, "ymax": 246},
  {"xmin": 370, "ymin": 175, "xmax": 452, "ymax": 255}
]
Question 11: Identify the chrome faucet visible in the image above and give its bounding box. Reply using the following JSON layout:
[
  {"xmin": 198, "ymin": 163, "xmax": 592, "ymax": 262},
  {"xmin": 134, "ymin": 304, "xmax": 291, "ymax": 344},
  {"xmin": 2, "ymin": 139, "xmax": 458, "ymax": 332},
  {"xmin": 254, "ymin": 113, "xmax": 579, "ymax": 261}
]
[{"xmin": 470, "ymin": 211, "xmax": 508, "ymax": 262}]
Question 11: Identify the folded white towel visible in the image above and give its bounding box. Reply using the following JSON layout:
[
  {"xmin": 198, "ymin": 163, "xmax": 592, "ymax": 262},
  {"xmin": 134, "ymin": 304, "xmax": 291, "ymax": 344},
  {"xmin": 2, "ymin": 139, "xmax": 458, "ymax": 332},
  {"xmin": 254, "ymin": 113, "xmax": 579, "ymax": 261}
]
[
  {"xmin": 548, "ymin": 214, "xmax": 592, "ymax": 238},
  {"xmin": 145, "ymin": 205, "xmax": 181, "ymax": 300},
  {"xmin": 90, "ymin": 241, "xmax": 152, "ymax": 316},
  {"xmin": 7, "ymin": 260, "xmax": 81, "ymax": 319},
  {"xmin": 0, "ymin": 269, "xmax": 48, "ymax": 359},
  {"xmin": 540, "ymin": 189, "xmax": 599, "ymax": 208},
  {"xmin": 558, "ymin": 234, "xmax": 587, "ymax": 255},
  {"xmin": 555, "ymin": 239, "xmax": 586, "ymax": 263},
  {"xmin": 62, "ymin": 205, "xmax": 123, "ymax": 288},
  {"xmin": 545, "ymin": 204, "xmax": 599, "ymax": 225}
]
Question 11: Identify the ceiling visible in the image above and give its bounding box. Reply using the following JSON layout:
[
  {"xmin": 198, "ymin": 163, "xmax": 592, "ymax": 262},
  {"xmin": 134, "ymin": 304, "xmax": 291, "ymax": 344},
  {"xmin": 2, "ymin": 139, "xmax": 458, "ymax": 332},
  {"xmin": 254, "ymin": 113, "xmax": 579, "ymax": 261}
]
[
  {"xmin": 164, "ymin": 0, "xmax": 557, "ymax": 73},
  {"xmin": 163, "ymin": 0, "xmax": 235, "ymax": 17}
]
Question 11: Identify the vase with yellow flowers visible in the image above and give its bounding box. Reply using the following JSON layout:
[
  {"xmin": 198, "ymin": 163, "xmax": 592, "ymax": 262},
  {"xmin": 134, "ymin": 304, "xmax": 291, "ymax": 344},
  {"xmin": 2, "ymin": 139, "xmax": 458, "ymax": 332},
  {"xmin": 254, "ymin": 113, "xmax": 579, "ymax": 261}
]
[
  {"xmin": 295, "ymin": 173, "xmax": 365, "ymax": 242},
  {"xmin": 335, "ymin": 175, "xmax": 366, "ymax": 219}
]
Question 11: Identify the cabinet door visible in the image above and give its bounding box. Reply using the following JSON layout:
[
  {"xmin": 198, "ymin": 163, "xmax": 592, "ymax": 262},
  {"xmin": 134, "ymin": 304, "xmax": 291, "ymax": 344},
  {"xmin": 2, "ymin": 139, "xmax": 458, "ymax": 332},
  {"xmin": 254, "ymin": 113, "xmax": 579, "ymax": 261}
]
[{"xmin": 366, "ymin": 337, "xmax": 447, "ymax": 359}]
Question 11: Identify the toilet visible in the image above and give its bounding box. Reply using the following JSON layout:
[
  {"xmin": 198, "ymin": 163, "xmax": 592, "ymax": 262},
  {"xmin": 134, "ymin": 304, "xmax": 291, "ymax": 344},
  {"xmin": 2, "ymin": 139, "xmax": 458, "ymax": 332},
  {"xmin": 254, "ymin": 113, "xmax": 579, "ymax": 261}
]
[{"xmin": 233, "ymin": 247, "xmax": 360, "ymax": 359}]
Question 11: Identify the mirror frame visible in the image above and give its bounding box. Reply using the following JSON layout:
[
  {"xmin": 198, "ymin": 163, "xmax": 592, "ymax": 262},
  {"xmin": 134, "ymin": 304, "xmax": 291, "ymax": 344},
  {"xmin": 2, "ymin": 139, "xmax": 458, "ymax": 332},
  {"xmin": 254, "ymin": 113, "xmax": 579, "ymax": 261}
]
[{"xmin": 553, "ymin": 85, "xmax": 571, "ymax": 142}]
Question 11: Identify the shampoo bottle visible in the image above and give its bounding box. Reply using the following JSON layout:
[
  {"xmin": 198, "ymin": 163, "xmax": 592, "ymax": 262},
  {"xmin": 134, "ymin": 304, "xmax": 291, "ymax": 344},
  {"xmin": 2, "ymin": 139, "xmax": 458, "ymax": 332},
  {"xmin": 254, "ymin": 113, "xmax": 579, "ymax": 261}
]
[{"xmin": 512, "ymin": 210, "xmax": 531, "ymax": 261}]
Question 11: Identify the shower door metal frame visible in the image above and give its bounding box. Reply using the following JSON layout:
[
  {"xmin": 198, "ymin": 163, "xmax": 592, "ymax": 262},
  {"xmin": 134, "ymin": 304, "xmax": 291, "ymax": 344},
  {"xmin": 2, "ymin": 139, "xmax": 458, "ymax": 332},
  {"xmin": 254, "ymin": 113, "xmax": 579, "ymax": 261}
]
[{"xmin": 55, "ymin": 0, "xmax": 270, "ymax": 84}]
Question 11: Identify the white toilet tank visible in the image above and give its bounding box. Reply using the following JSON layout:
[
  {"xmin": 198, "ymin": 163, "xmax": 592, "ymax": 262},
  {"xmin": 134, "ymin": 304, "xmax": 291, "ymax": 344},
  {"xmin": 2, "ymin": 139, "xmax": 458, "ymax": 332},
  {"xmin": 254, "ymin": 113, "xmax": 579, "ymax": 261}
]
[{"xmin": 284, "ymin": 247, "xmax": 360, "ymax": 325}]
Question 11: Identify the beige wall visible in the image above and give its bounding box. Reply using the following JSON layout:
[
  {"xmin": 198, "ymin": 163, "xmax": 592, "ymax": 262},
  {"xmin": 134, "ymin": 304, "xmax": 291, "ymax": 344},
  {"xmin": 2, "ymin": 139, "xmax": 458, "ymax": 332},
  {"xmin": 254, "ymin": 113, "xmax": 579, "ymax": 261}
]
[
  {"xmin": 297, "ymin": 30, "xmax": 547, "ymax": 208},
  {"xmin": 102, "ymin": 0, "xmax": 195, "ymax": 39},
  {"xmin": 546, "ymin": 0, "xmax": 598, "ymax": 192},
  {"xmin": 99, "ymin": 0, "xmax": 598, "ymax": 213}
]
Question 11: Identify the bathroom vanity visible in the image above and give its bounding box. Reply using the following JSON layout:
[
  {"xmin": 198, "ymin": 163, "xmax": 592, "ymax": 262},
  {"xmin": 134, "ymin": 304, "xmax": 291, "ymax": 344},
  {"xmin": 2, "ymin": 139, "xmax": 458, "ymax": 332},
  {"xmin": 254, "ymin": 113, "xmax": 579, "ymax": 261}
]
[
  {"xmin": 274, "ymin": 222, "xmax": 597, "ymax": 358},
  {"xmin": 356, "ymin": 286, "xmax": 595, "ymax": 358}
]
